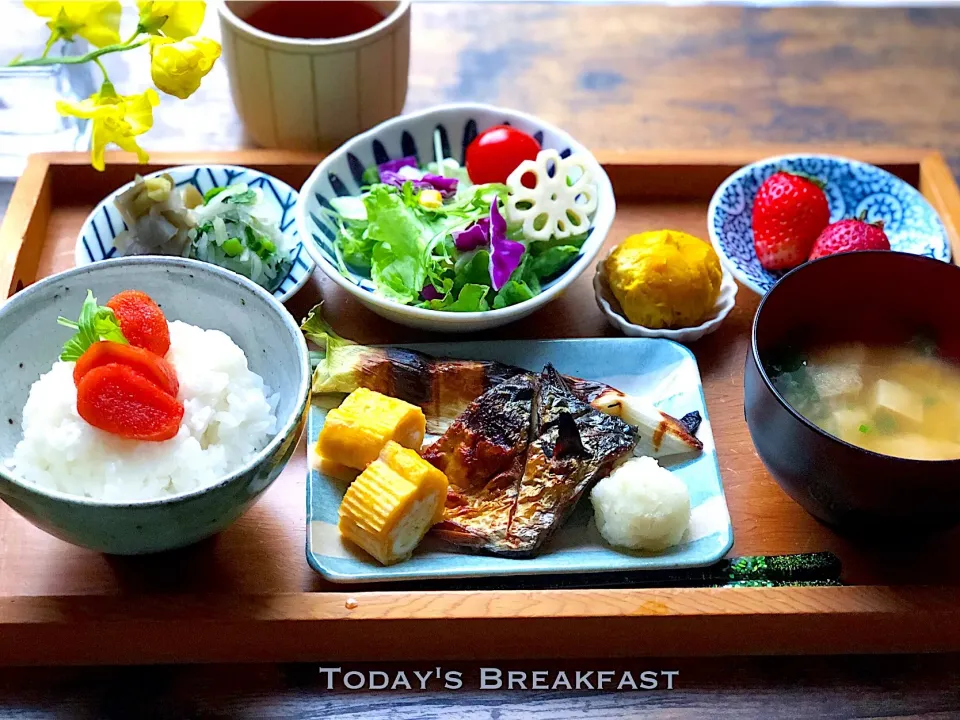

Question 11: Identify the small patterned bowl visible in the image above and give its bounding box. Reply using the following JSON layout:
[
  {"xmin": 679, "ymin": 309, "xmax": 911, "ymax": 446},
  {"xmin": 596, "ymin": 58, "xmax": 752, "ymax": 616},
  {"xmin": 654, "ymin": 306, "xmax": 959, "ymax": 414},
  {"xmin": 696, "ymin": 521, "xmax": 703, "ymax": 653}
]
[
  {"xmin": 593, "ymin": 249, "xmax": 738, "ymax": 342},
  {"xmin": 76, "ymin": 164, "xmax": 316, "ymax": 304},
  {"xmin": 707, "ymin": 154, "xmax": 951, "ymax": 296},
  {"xmin": 295, "ymin": 103, "xmax": 616, "ymax": 332}
]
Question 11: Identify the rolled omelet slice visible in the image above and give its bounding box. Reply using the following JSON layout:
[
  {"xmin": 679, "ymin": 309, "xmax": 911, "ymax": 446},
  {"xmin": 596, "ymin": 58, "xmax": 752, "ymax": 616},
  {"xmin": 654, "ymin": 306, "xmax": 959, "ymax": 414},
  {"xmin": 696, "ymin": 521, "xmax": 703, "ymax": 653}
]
[
  {"xmin": 339, "ymin": 441, "xmax": 448, "ymax": 565},
  {"xmin": 316, "ymin": 387, "xmax": 426, "ymax": 470}
]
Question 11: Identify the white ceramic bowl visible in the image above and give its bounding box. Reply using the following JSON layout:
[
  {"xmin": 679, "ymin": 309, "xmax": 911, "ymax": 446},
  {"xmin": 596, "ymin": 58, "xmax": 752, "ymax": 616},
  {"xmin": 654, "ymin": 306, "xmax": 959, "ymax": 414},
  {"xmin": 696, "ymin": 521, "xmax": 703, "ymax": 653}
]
[
  {"xmin": 295, "ymin": 103, "xmax": 616, "ymax": 331},
  {"xmin": 0, "ymin": 257, "xmax": 310, "ymax": 554},
  {"xmin": 218, "ymin": 0, "xmax": 411, "ymax": 151},
  {"xmin": 76, "ymin": 164, "xmax": 316, "ymax": 304},
  {"xmin": 593, "ymin": 250, "xmax": 738, "ymax": 342}
]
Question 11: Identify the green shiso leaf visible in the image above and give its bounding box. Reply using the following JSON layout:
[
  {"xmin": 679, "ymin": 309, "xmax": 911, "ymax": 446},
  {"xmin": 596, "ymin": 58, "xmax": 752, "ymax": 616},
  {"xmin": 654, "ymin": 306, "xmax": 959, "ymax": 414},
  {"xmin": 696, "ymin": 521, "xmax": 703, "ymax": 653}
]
[
  {"xmin": 57, "ymin": 290, "xmax": 127, "ymax": 362},
  {"xmin": 492, "ymin": 279, "xmax": 536, "ymax": 309},
  {"xmin": 530, "ymin": 245, "xmax": 580, "ymax": 280},
  {"xmin": 419, "ymin": 284, "xmax": 491, "ymax": 312},
  {"xmin": 447, "ymin": 284, "xmax": 490, "ymax": 312},
  {"xmin": 453, "ymin": 250, "xmax": 492, "ymax": 293}
]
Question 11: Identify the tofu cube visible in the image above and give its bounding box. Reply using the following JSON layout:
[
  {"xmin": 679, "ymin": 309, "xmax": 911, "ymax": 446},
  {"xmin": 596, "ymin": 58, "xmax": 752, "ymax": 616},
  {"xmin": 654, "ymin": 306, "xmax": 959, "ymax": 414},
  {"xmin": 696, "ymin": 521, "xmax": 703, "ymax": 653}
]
[
  {"xmin": 829, "ymin": 407, "xmax": 871, "ymax": 444},
  {"xmin": 811, "ymin": 365, "xmax": 863, "ymax": 400},
  {"xmin": 873, "ymin": 379, "xmax": 924, "ymax": 425}
]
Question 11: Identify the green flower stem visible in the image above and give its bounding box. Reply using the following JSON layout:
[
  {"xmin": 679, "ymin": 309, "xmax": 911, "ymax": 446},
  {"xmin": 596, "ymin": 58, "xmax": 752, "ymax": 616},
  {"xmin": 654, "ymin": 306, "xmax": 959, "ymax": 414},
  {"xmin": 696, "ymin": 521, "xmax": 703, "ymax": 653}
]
[
  {"xmin": 39, "ymin": 32, "xmax": 58, "ymax": 60},
  {"xmin": 9, "ymin": 38, "xmax": 148, "ymax": 68},
  {"xmin": 93, "ymin": 57, "xmax": 109, "ymax": 82}
]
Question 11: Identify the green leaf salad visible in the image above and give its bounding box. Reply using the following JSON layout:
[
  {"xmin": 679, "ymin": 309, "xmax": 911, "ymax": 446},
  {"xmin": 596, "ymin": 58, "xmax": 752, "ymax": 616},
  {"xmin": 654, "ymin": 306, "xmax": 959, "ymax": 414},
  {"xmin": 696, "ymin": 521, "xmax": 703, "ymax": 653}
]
[{"xmin": 324, "ymin": 131, "xmax": 596, "ymax": 312}]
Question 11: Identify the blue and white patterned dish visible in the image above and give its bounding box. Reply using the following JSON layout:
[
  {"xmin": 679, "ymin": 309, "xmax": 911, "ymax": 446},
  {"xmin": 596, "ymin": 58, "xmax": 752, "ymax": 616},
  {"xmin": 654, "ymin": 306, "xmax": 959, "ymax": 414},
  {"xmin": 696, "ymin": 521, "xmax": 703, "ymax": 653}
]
[
  {"xmin": 306, "ymin": 338, "xmax": 733, "ymax": 583},
  {"xmin": 295, "ymin": 103, "xmax": 616, "ymax": 332},
  {"xmin": 75, "ymin": 164, "xmax": 315, "ymax": 304},
  {"xmin": 707, "ymin": 154, "xmax": 951, "ymax": 296}
]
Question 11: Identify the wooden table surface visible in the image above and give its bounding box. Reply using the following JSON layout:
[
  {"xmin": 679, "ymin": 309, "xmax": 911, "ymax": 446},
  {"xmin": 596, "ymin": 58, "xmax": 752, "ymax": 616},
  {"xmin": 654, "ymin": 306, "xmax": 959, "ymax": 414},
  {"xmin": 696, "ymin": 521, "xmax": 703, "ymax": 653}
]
[{"xmin": 5, "ymin": 2, "xmax": 960, "ymax": 717}]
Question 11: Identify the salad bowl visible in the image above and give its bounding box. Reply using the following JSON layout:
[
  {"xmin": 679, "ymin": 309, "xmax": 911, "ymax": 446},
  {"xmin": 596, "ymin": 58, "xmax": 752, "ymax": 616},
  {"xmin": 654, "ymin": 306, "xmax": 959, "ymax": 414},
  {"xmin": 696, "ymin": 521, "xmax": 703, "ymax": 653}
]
[
  {"xmin": 708, "ymin": 154, "xmax": 951, "ymax": 296},
  {"xmin": 0, "ymin": 257, "xmax": 311, "ymax": 554},
  {"xmin": 296, "ymin": 103, "xmax": 616, "ymax": 331},
  {"xmin": 76, "ymin": 164, "xmax": 316, "ymax": 304}
]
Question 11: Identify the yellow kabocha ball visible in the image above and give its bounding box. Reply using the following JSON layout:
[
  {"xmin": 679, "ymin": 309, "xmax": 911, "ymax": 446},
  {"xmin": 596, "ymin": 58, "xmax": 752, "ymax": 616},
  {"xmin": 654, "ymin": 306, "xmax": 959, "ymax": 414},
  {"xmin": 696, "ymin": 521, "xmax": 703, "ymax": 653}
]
[{"xmin": 604, "ymin": 230, "xmax": 723, "ymax": 329}]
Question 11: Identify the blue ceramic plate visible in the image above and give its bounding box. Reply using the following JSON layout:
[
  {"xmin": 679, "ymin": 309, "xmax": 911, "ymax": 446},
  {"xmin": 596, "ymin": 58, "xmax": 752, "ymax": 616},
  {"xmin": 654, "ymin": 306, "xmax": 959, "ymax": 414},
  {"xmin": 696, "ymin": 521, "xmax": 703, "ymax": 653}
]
[
  {"xmin": 707, "ymin": 154, "xmax": 951, "ymax": 296},
  {"xmin": 75, "ymin": 164, "xmax": 315, "ymax": 304},
  {"xmin": 306, "ymin": 338, "xmax": 733, "ymax": 583},
  {"xmin": 295, "ymin": 103, "xmax": 616, "ymax": 332}
]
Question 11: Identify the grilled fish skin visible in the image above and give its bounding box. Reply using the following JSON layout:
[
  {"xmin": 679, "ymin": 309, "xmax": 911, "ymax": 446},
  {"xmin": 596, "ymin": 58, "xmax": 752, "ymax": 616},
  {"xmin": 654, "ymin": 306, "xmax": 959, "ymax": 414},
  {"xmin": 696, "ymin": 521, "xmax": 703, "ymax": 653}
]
[
  {"xmin": 423, "ymin": 365, "xmax": 639, "ymax": 557},
  {"xmin": 302, "ymin": 307, "xmax": 703, "ymax": 457},
  {"xmin": 503, "ymin": 366, "xmax": 638, "ymax": 557},
  {"xmin": 423, "ymin": 374, "xmax": 536, "ymax": 551}
]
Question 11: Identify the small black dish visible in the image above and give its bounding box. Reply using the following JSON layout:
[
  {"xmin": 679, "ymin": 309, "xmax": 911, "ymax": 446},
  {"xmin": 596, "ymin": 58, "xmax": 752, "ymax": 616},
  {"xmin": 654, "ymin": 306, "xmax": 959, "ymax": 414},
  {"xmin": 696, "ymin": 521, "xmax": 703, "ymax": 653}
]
[{"xmin": 744, "ymin": 251, "xmax": 960, "ymax": 535}]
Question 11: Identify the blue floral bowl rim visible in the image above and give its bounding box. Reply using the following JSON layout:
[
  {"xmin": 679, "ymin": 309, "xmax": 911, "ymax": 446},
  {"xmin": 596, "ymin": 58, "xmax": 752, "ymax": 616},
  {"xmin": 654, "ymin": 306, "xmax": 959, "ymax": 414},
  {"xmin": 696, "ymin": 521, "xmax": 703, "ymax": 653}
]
[
  {"xmin": 706, "ymin": 152, "xmax": 949, "ymax": 295},
  {"xmin": 0, "ymin": 256, "xmax": 312, "ymax": 509},
  {"xmin": 295, "ymin": 102, "xmax": 617, "ymax": 320},
  {"xmin": 75, "ymin": 163, "xmax": 317, "ymax": 303}
]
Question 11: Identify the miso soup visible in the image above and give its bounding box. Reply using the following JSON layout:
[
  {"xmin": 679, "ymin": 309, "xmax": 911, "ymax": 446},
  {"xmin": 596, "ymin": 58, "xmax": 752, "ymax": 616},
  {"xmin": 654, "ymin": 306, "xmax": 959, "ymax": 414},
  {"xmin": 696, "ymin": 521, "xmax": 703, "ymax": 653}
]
[{"xmin": 767, "ymin": 341, "xmax": 960, "ymax": 461}]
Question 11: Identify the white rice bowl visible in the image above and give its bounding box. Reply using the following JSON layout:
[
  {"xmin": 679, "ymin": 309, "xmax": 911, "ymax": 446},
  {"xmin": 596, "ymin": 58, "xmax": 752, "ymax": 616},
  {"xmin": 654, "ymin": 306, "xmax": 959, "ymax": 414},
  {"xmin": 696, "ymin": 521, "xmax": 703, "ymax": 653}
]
[{"xmin": 5, "ymin": 320, "xmax": 278, "ymax": 502}]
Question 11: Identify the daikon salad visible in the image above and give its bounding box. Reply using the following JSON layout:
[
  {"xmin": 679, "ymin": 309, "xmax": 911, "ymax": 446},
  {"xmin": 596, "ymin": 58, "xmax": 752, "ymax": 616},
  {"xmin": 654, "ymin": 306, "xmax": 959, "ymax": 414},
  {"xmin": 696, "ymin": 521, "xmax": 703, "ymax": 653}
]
[
  {"xmin": 189, "ymin": 184, "xmax": 293, "ymax": 292},
  {"xmin": 113, "ymin": 174, "xmax": 294, "ymax": 292}
]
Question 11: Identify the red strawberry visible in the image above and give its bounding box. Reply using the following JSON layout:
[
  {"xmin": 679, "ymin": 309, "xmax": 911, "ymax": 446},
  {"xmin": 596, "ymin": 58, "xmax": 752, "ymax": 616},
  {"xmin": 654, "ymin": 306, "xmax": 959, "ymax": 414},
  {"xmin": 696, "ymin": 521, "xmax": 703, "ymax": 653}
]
[
  {"xmin": 751, "ymin": 171, "xmax": 831, "ymax": 270},
  {"xmin": 808, "ymin": 217, "xmax": 890, "ymax": 260}
]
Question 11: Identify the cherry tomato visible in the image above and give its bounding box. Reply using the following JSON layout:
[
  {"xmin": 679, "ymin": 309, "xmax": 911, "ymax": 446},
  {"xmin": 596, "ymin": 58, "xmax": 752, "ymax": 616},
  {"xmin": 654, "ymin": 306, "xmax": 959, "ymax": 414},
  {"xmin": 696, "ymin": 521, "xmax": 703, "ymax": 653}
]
[{"xmin": 465, "ymin": 126, "xmax": 541, "ymax": 185}]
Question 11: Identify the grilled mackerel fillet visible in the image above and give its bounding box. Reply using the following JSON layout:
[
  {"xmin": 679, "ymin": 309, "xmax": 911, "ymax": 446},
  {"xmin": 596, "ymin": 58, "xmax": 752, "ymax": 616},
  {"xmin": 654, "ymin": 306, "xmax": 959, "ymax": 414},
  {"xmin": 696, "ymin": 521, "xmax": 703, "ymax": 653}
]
[{"xmin": 424, "ymin": 365, "xmax": 638, "ymax": 557}]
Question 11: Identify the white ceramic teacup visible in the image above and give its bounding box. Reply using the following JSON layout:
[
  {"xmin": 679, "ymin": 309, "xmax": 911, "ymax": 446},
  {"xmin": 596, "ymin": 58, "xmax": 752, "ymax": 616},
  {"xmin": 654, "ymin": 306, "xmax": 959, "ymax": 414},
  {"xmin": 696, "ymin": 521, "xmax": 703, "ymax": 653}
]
[{"xmin": 218, "ymin": 0, "xmax": 411, "ymax": 151}]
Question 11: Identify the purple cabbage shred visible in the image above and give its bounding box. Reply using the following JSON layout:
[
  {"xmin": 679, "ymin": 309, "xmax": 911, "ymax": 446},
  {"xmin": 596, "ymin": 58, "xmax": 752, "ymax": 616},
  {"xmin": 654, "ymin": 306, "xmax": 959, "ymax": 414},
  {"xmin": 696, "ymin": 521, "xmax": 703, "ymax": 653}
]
[
  {"xmin": 377, "ymin": 156, "xmax": 418, "ymax": 176},
  {"xmin": 452, "ymin": 218, "xmax": 491, "ymax": 251},
  {"xmin": 421, "ymin": 173, "xmax": 459, "ymax": 198},
  {"xmin": 420, "ymin": 284, "xmax": 443, "ymax": 301},
  {"xmin": 488, "ymin": 200, "xmax": 524, "ymax": 291}
]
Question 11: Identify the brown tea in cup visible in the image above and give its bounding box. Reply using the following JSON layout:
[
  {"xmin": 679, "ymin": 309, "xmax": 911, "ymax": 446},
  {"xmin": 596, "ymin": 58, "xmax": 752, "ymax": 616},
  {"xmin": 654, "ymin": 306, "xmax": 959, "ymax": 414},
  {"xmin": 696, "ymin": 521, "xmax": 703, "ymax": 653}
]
[{"xmin": 244, "ymin": 1, "xmax": 386, "ymax": 40}]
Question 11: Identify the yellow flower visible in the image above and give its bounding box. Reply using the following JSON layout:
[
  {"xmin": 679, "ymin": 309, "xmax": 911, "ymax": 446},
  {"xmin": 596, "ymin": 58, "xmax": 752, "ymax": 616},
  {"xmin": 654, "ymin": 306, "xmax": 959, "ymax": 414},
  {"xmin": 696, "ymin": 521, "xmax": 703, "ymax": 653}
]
[
  {"xmin": 149, "ymin": 35, "xmax": 220, "ymax": 99},
  {"xmin": 25, "ymin": 2, "xmax": 122, "ymax": 48},
  {"xmin": 56, "ymin": 82, "xmax": 159, "ymax": 171},
  {"xmin": 136, "ymin": 1, "xmax": 205, "ymax": 40}
]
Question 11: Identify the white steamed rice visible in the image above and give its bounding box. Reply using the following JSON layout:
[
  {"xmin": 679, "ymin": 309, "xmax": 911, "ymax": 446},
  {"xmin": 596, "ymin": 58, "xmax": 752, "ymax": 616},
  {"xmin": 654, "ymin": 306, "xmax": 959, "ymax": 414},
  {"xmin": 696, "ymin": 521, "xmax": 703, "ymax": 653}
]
[{"xmin": 5, "ymin": 320, "xmax": 279, "ymax": 502}]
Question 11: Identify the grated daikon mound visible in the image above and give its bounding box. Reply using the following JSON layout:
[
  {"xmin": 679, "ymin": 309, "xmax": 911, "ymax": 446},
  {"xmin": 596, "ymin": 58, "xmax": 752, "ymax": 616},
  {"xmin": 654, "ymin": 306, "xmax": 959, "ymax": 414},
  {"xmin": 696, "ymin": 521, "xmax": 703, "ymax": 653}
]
[{"xmin": 590, "ymin": 456, "xmax": 690, "ymax": 552}]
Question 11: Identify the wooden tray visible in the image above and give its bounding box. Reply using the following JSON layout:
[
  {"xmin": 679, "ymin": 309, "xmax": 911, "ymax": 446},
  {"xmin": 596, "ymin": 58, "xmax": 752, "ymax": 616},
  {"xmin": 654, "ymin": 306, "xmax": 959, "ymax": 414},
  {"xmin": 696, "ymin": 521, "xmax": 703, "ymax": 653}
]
[{"xmin": 1, "ymin": 149, "xmax": 960, "ymax": 666}]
